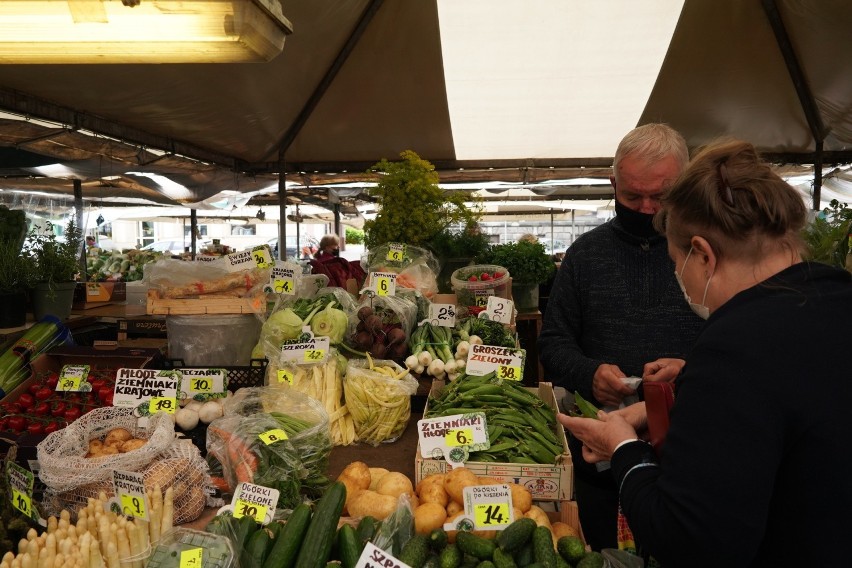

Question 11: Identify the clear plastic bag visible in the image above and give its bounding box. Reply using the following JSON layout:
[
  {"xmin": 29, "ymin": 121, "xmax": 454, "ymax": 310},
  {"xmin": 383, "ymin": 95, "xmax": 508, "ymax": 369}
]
[
  {"xmin": 265, "ymin": 354, "xmax": 357, "ymax": 446},
  {"xmin": 371, "ymin": 493, "xmax": 415, "ymax": 558},
  {"xmin": 343, "ymin": 359, "xmax": 418, "ymax": 446},
  {"xmin": 362, "ymin": 244, "xmax": 440, "ymax": 299},
  {"xmin": 146, "ymin": 257, "xmax": 271, "ymax": 299},
  {"xmin": 220, "ymin": 387, "xmax": 332, "ymax": 500},
  {"xmin": 36, "ymin": 406, "xmax": 176, "ymax": 490}
]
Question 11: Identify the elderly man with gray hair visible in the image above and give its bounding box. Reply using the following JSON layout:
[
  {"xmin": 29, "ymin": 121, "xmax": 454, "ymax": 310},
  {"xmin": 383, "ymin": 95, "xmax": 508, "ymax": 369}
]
[{"xmin": 539, "ymin": 123, "xmax": 704, "ymax": 551}]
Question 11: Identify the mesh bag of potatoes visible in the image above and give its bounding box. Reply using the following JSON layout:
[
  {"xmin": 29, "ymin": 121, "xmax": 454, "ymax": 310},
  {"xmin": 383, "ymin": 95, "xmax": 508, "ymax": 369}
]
[
  {"xmin": 36, "ymin": 406, "xmax": 176, "ymax": 490},
  {"xmin": 42, "ymin": 440, "xmax": 209, "ymax": 524}
]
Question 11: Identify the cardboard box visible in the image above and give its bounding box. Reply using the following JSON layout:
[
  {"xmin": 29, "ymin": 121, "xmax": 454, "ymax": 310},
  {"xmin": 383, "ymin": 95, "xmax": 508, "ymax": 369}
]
[
  {"xmin": 414, "ymin": 380, "xmax": 573, "ymax": 501},
  {"xmin": 73, "ymin": 281, "xmax": 127, "ymax": 309}
]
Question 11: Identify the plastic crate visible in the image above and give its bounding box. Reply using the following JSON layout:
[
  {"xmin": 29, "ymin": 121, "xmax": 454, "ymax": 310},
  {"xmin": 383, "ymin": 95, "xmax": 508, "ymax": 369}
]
[{"xmin": 164, "ymin": 358, "xmax": 267, "ymax": 391}]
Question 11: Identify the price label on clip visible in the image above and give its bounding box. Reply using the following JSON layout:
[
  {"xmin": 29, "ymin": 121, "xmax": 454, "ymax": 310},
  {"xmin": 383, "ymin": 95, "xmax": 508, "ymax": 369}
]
[
  {"xmin": 113, "ymin": 470, "xmax": 149, "ymax": 521},
  {"xmin": 258, "ymin": 429, "xmax": 289, "ymax": 445},
  {"xmin": 428, "ymin": 303, "xmax": 456, "ymax": 327},
  {"xmin": 303, "ymin": 349, "xmax": 326, "ymax": 363},
  {"xmin": 445, "ymin": 428, "xmax": 473, "ymax": 447},
  {"xmin": 11, "ymin": 490, "xmax": 31, "ymax": 516},
  {"xmin": 230, "ymin": 482, "xmax": 278, "ymax": 525},
  {"xmin": 463, "ymin": 484, "xmax": 514, "ymax": 530},
  {"xmin": 277, "ymin": 369, "xmax": 294, "ymax": 385},
  {"xmin": 190, "ymin": 378, "xmax": 212, "ymax": 393},
  {"xmin": 386, "ymin": 243, "xmax": 406, "ymax": 262},
  {"xmin": 497, "ymin": 365, "xmax": 522, "ymax": 381},
  {"xmin": 234, "ymin": 499, "xmax": 268, "ymax": 524},
  {"xmin": 56, "ymin": 365, "xmax": 89, "ymax": 392},
  {"xmin": 180, "ymin": 548, "xmax": 203, "ymax": 568},
  {"xmin": 252, "ymin": 246, "xmax": 273, "ymax": 269},
  {"xmin": 374, "ymin": 272, "xmax": 397, "ymax": 297},
  {"xmin": 271, "ymin": 265, "xmax": 296, "ymax": 295}
]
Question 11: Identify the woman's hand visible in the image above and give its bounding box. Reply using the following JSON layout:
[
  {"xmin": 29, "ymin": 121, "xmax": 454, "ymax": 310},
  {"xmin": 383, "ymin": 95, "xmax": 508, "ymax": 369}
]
[
  {"xmin": 642, "ymin": 357, "xmax": 686, "ymax": 383},
  {"xmin": 558, "ymin": 411, "xmax": 638, "ymax": 463}
]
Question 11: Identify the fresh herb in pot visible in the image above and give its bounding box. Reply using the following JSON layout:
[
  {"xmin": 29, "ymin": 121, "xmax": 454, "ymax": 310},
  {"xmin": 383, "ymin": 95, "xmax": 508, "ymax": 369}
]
[{"xmin": 478, "ymin": 240, "xmax": 556, "ymax": 284}]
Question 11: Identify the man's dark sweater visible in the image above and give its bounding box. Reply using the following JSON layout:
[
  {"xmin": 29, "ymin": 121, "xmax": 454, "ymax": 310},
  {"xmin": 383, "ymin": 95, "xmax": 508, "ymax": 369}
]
[{"xmin": 539, "ymin": 216, "xmax": 702, "ymax": 401}]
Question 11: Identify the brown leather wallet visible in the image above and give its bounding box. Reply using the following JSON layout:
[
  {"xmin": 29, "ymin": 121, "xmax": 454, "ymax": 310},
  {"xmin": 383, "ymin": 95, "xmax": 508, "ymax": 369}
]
[{"xmin": 644, "ymin": 381, "xmax": 675, "ymax": 457}]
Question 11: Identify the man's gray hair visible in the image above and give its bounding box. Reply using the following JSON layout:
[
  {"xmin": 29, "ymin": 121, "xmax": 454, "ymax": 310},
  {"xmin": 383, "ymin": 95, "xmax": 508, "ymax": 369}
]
[{"xmin": 613, "ymin": 123, "xmax": 689, "ymax": 171}]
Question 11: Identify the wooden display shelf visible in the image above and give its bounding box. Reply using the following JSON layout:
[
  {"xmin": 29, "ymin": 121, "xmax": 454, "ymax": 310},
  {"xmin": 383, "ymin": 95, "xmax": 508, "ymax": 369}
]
[{"xmin": 146, "ymin": 289, "xmax": 266, "ymax": 315}]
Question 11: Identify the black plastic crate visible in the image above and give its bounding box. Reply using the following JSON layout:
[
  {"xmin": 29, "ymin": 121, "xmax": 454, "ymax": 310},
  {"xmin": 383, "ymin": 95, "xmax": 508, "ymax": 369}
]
[{"xmin": 164, "ymin": 358, "xmax": 267, "ymax": 391}]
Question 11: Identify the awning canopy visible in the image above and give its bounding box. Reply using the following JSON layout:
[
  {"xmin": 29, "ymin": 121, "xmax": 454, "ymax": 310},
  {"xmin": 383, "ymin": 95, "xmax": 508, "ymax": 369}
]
[{"xmin": 0, "ymin": 0, "xmax": 850, "ymax": 212}]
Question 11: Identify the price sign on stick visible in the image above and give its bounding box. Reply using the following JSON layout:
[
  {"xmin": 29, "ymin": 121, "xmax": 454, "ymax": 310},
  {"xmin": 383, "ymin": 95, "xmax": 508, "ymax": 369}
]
[
  {"xmin": 482, "ymin": 297, "xmax": 514, "ymax": 324},
  {"xmin": 7, "ymin": 462, "xmax": 35, "ymax": 518},
  {"xmin": 151, "ymin": 397, "xmax": 176, "ymax": 414},
  {"xmin": 113, "ymin": 470, "xmax": 149, "ymax": 521},
  {"xmin": 231, "ymin": 482, "xmax": 279, "ymax": 525},
  {"xmin": 463, "ymin": 484, "xmax": 514, "ymax": 530},
  {"xmin": 270, "ymin": 265, "xmax": 296, "ymax": 295},
  {"xmin": 180, "ymin": 548, "xmax": 203, "ymax": 568},
  {"xmin": 251, "ymin": 245, "xmax": 273, "ymax": 269},
  {"xmin": 386, "ymin": 243, "xmax": 406, "ymax": 262},
  {"xmin": 428, "ymin": 303, "xmax": 456, "ymax": 327},
  {"xmin": 418, "ymin": 413, "xmax": 490, "ymax": 467},
  {"xmin": 465, "ymin": 345, "xmax": 526, "ymax": 383},
  {"xmin": 56, "ymin": 365, "xmax": 89, "ymax": 391}
]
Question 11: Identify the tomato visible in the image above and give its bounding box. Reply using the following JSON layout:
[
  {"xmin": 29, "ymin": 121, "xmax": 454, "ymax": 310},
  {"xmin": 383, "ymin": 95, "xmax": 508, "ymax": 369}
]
[
  {"xmin": 1, "ymin": 402, "xmax": 22, "ymax": 414},
  {"xmin": 90, "ymin": 378, "xmax": 107, "ymax": 391},
  {"xmin": 0, "ymin": 417, "xmax": 8, "ymax": 430},
  {"xmin": 98, "ymin": 387, "xmax": 114, "ymax": 403},
  {"xmin": 51, "ymin": 402, "xmax": 67, "ymax": 417},
  {"xmin": 28, "ymin": 383, "xmax": 41, "ymax": 395},
  {"xmin": 67, "ymin": 394, "xmax": 82, "ymax": 405},
  {"xmin": 494, "ymin": 272, "xmax": 505, "ymax": 278},
  {"xmin": 64, "ymin": 407, "xmax": 82, "ymax": 422},
  {"xmin": 8, "ymin": 416, "xmax": 27, "ymax": 432},
  {"xmin": 33, "ymin": 402, "xmax": 50, "ymax": 416},
  {"xmin": 44, "ymin": 421, "xmax": 62, "ymax": 434},
  {"xmin": 35, "ymin": 387, "xmax": 54, "ymax": 401},
  {"xmin": 27, "ymin": 422, "xmax": 44, "ymax": 435},
  {"xmin": 17, "ymin": 393, "xmax": 35, "ymax": 409},
  {"xmin": 468, "ymin": 275, "xmax": 479, "ymax": 282},
  {"xmin": 480, "ymin": 272, "xmax": 492, "ymax": 281}
]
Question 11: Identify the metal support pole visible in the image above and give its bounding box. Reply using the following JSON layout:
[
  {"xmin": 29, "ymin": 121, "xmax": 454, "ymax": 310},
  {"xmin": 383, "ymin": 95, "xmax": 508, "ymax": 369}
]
[
  {"xmin": 190, "ymin": 209, "xmax": 198, "ymax": 260},
  {"xmin": 278, "ymin": 155, "xmax": 287, "ymax": 260},
  {"xmin": 813, "ymin": 140, "xmax": 824, "ymax": 211}
]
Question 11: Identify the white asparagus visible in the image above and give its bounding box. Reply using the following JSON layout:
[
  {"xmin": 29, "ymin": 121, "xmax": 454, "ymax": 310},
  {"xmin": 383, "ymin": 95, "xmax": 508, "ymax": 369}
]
[
  {"xmin": 26, "ymin": 530, "xmax": 38, "ymax": 542},
  {"xmin": 132, "ymin": 520, "xmax": 148, "ymax": 555},
  {"xmin": 160, "ymin": 487, "xmax": 174, "ymax": 535},
  {"xmin": 125, "ymin": 522, "xmax": 142, "ymax": 568},
  {"xmin": 20, "ymin": 554, "xmax": 32, "ymax": 568},
  {"xmin": 46, "ymin": 518, "xmax": 57, "ymax": 535},
  {"xmin": 104, "ymin": 542, "xmax": 119, "ymax": 568},
  {"xmin": 88, "ymin": 539, "xmax": 103, "ymax": 568},
  {"xmin": 4, "ymin": 553, "xmax": 16, "ymax": 564},
  {"xmin": 25, "ymin": 540, "xmax": 38, "ymax": 563},
  {"xmin": 115, "ymin": 528, "xmax": 130, "ymax": 567}
]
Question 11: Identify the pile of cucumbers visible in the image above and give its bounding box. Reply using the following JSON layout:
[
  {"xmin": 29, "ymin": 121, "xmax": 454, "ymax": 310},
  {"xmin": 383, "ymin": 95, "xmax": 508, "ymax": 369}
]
[
  {"xmin": 205, "ymin": 483, "xmax": 601, "ymax": 568},
  {"xmin": 396, "ymin": 518, "xmax": 603, "ymax": 568}
]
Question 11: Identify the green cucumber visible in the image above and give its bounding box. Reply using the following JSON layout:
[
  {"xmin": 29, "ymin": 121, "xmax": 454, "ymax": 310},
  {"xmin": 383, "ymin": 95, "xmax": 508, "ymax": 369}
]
[
  {"xmin": 294, "ymin": 482, "xmax": 347, "ymax": 568},
  {"xmin": 247, "ymin": 527, "xmax": 273, "ymax": 568},
  {"xmin": 555, "ymin": 537, "xmax": 585, "ymax": 565},
  {"xmin": 428, "ymin": 529, "xmax": 448, "ymax": 552},
  {"xmin": 456, "ymin": 533, "xmax": 496, "ymax": 560},
  {"xmin": 512, "ymin": 543, "xmax": 534, "ymax": 567},
  {"xmin": 491, "ymin": 549, "xmax": 516, "ymax": 568},
  {"xmin": 264, "ymin": 503, "xmax": 313, "ymax": 568},
  {"xmin": 575, "ymin": 553, "xmax": 604, "ymax": 568},
  {"xmin": 439, "ymin": 544, "xmax": 462, "ymax": 568},
  {"xmin": 337, "ymin": 525, "xmax": 361, "ymax": 568},
  {"xmin": 496, "ymin": 518, "xmax": 536, "ymax": 552},
  {"xmin": 423, "ymin": 556, "xmax": 440, "ymax": 568},
  {"xmin": 531, "ymin": 527, "xmax": 556, "ymax": 568},
  {"xmin": 355, "ymin": 516, "xmax": 379, "ymax": 550},
  {"xmin": 399, "ymin": 534, "xmax": 431, "ymax": 568},
  {"xmin": 474, "ymin": 562, "xmax": 496, "ymax": 568}
]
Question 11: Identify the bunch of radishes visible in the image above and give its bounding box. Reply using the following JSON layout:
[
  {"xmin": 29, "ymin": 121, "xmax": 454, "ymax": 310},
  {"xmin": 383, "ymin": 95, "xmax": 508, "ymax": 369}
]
[{"xmin": 350, "ymin": 305, "xmax": 408, "ymax": 361}]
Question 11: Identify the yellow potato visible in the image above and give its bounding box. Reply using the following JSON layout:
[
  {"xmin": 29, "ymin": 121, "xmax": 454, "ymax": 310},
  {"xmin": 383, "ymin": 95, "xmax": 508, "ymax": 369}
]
[
  {"xmin": 348, "ymin": 490, "xmax": 397, "ymax": 520},
  {"xmin": 418, "ymin": 480, "xmax": 449, "ymax": 508},
  {"xmin": 376, "ymin": 472, "xmax": 414, "ymax": 499},
  {"xmin": 446, "ymin": 501, "xmax": 463, "ymax": 516},
  {"xmin": 525, "ymin": 505, "xmax": 552, "ymax": 529},
  {"xmin": 477, "ymin": 477, "xmax": 500, "ymax": 485},
  {"xmin": 443, "ymin": 467, "xmax": 478, "ymax": 504},
  {"xmin": 338, "ymin": 461, "xmax": 372, "ymax": 491},
  {"xmin": 119, "ymin": 438, "xmax": 147, "ymax": 453},
  {"xmin": 414, "ymin": 503, "xmax": 447, "ymax": 535},
  {"xmin": 104, "ymin": 428, "xmax": 133, "ymax": 447},
  {"xmin": 444, "ymin": 511, "xmax": 464, "ymax": 544},
  {"xmin": 552, "ymin": 521, "xmax": 579, "ymax": 539},
  {"xmin": 338, "ymin": 477, "xmax": 364, "ymax": 514},
  {"xmin": 416, "ymin": 473, "xmax": 446, "ymax": 495},
  {"xmin": 508, "ymin": 483, "xmax": 533, "ymax": 513},
  {"xmin": 368, "ymin": 468, "xmax": 390, "ymax": 490}
]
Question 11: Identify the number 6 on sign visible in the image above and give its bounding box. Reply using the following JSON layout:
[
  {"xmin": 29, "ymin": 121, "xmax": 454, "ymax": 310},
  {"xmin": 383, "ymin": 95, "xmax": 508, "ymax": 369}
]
[{"xmin": 446, "ymin": 428, "xmax": 473, "ymax": 447}]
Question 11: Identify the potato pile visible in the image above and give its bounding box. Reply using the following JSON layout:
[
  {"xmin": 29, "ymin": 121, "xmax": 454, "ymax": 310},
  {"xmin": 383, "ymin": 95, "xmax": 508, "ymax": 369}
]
[
  {"xmin": 85, "ymin": 427, "xmax": 148, "ymax": 458},
  {"xmin": 414, "ymin": 467, "xmax": 579, "ymax": 543},
  {"xmin": 337, "ymin": 461, "xmax": 417, "ymax": 521}
]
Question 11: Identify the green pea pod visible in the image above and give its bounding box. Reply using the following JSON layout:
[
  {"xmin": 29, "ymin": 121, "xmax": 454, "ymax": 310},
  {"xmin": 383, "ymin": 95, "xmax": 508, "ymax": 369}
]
[{"xmin": 573, "ymin": 391, "xmax": 600, "ymax": 419}]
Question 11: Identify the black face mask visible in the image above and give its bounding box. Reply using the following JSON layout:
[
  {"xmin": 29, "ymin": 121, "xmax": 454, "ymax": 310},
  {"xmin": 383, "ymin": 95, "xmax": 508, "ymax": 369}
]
[{"xmin": 614, "ymin": 200, "xmax": 658, "ymax": 239}]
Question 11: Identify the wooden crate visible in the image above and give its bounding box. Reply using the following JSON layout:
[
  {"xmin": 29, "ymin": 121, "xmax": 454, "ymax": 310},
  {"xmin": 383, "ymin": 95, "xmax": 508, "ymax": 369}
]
[{"xmin": 146, "ymin": 289, "xmax": 266, "ymax": 315}]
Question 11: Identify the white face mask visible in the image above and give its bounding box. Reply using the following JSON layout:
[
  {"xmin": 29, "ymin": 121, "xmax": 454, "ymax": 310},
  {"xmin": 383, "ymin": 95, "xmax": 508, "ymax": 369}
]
[{"xmin": 674, "ymin": 247, "xmax": 713, "ymax": 320}]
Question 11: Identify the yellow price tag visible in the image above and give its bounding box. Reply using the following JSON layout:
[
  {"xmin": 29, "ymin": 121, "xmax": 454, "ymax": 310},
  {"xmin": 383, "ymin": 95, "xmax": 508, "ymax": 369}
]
[
  {"xmin": 497, "ymin": 365, "xmax": 522, "ymax": 381},
  {"xmin": 445, "ymin": 428, "xmax": 473, "ymax": 447},
  {"xmin": 11, "ymin": 489, "xmax": 31, "ymax": 516},
  {"xmin": 180, "ymin": 548, "xmax": 203, "ymax": 568},
  {"xmin": 474, "ymin": 295, "xmax": 489, "ymax": 308},
  {"xmin": 190, "ymin": 378, "xmax": 213, "ymax": 392},
  {"xmin": 150, "ymin": 397, "xmax": 176, "ymax": 414},
  {"xmin": 386, "ymin": 244, "xmax": 406, "ymax": 262},
  {"xmin": 377, "ymin": 277, "xmax": 391, "ymax": 296},
  {"xmin": 234, "ymin": 499, "xmax": 268, "ymax": 524},
  {"xmin": 56, "ymin": 377, "xmax": 82, "ymax": 391},
  {"xmin": 303, "ymin": 349, "xmax": 326, "ymax": 363},
  {"xmin": 474, "ymin": 503, "xmax": 511, "ymax": 527},
  {"xmin": 258, "ymin": 429, "xmax": 289, "ymax": 445},
  {"xmin": 277, "ymin": 369, "xmax": 294, "ymax": 385},
  {"xmin": 274, "ymin": 279, "xmax": 295, "ymax": 295},
  {"xmin": 253, "ymin": 248, "xmax": 272, "ymax": 269},
  {"xmin": 119, "ymin": 493, "xmax": 147, "ymax": 519}
]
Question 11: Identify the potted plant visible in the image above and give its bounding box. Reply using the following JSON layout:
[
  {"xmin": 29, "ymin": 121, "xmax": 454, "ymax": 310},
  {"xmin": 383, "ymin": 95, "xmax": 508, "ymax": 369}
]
[
  {"xmin": 478, "ymin": 239, "xmax": 556, "ymax": 312},
  {"xmin": 0, "ymin": 205, "xmax": 32, "ymax": 327},
  {"xmin": 27, "ymin": 219, "xmax": 83, "ymax": 321},
  {"xmin": 427, "ymin": 223, "xmax": 491, "ymax": 294},
  {"xmin": 363, "ymin": 150, "xmax": 480, "ymax": 249},
  {"xmin": 802, "ymin": 199, "xmax": 852, "ymax": 271}
]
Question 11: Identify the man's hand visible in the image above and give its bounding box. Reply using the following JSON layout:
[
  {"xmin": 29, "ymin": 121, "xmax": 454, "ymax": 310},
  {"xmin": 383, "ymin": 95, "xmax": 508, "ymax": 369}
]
[
  {"xmin": 642, "ymin": 358, "xmax": 686, "ymax": 382},
  {"xmin": 557, "ymin": 411, "xmax": 638, "ymax": 463},
  {"xmin": 592, "ymin": 364, "xmax": 634, "ymax": 407}
]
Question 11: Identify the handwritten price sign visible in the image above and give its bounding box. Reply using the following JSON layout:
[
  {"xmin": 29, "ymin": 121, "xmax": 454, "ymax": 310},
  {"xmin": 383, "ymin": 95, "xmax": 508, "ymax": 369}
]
[
  {"xmin": 150, "ymin": 397, "xmax": 176, "ymax": 414},
  {"xmin": 445, "ymin": 428, "xmax": 474, "ymax": 447}
]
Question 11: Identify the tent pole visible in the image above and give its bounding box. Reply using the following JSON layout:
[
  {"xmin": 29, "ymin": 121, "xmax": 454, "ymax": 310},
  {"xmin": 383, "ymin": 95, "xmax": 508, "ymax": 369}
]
[
  {"xmin": 813, "ymin": 140, "xmax": 823, "ymax": 210},
  {"xmin": 278, "ymin": 153, "xmax": 287, "ymax": 260},
  {"xmin": 550, "ymin": 210, "xmax": 554, "ymax": 254},
  {"xmin": 190, "ymin": 209, "xmax": 197, "ymax": 259}
]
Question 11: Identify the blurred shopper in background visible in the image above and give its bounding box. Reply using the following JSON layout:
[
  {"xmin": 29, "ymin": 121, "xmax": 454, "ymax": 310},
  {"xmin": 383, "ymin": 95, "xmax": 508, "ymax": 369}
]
[{"xmin": 539, "ymin": 123, "xmax": 704, "ymax": 550}]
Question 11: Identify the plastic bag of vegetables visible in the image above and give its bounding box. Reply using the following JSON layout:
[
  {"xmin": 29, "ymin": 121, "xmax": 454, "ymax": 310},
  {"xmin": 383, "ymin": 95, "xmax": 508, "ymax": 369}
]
[
  {"xmin": 221, "ymin": 387, "xmax": 332, "ymax": 500},
  {"xmin": 346, "ymin": 294, "xmax": 417, "ymax": 361},
  {"xmin": 343, "ymin": 357, "xmax": 418, "ymax": 446},
  {"xmin": 265, "ymin": 352, "xmax": 357, "ymax": 447},
  {"xmin": 362, "ymin": 244, "xmax": 440, "ymax": 299}
]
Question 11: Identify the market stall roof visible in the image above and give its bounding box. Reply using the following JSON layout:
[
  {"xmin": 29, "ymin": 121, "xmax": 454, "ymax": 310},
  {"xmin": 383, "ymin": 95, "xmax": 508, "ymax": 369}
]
[{"xmin": 0, "ymin": 0, "xmax": 850, "ymax": 212}]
